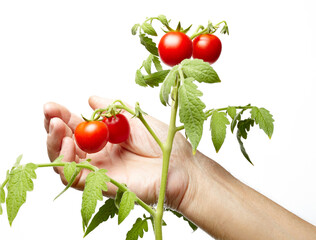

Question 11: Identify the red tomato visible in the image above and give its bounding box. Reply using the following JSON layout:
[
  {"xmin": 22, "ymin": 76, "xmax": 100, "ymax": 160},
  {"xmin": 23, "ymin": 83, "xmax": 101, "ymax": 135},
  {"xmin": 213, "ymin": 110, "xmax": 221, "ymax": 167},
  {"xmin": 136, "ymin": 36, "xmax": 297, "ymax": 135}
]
[
  {"xmin": 158, "ymin": 31, "xmax": 193, "ymax": 66},
  {"xmin": 74, "ymin": 121, "xmax": 109, "ymax": 153},
  {"xmin": 103, "ymin": 114, "xmax": 130, "ymax": 144},
  {"xmin": 192, "ymin": 34, "xmax": 222, "ymax": 64}
]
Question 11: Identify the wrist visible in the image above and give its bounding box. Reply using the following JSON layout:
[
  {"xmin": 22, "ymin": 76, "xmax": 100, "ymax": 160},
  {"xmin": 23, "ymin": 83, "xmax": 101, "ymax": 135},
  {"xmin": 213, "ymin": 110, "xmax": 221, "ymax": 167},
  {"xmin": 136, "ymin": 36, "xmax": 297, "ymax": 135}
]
[
  {"xmin": 176, "ymin": 151, "xmax": 234, "ymax": 236},
  {"xmin": 176, "ymin": 150, "xmax": 216, "ymax": 214}
]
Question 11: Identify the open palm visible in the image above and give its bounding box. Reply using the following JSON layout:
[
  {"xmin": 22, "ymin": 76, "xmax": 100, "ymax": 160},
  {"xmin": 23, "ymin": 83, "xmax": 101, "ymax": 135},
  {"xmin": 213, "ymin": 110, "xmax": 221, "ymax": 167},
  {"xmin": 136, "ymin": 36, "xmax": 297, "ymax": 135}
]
[{"xmin": 44, "ymin": 96, "xmax": 193, "ymax": 209}]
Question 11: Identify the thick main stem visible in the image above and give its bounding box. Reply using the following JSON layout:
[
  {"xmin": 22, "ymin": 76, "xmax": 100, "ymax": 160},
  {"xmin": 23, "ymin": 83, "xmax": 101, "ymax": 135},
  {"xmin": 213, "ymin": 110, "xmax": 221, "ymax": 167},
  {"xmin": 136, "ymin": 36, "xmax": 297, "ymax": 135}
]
[{"xmin": 154, "ymin": 85, "xmax": 179, "ymax": 240}]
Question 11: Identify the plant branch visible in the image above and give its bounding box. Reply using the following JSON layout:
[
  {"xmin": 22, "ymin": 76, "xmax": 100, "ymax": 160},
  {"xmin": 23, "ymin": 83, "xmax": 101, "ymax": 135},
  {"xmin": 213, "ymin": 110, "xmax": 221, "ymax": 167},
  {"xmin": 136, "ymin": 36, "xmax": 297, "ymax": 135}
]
[
  {"xmin": 36, "ymin": 161, "xmax": 155, "ymax": 217},
  {"xmin": 205, "ymin": 105, "xmax": 253, "ymax": 118},
  {"xmin": 154, "ymin": 82, "xmax": 179, "ymax": 240},
  {"xmin": 110, "ymin": 178, "xmax": 156, "ymax": 217}
]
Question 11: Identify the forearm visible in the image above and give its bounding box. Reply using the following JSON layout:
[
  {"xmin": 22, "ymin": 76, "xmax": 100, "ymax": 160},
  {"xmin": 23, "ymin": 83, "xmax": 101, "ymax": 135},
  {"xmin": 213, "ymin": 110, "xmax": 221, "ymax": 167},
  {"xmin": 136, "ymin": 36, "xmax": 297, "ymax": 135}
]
[{"xmin": 178, "ymin": 151, "xmax": 316, "ymax": 240}]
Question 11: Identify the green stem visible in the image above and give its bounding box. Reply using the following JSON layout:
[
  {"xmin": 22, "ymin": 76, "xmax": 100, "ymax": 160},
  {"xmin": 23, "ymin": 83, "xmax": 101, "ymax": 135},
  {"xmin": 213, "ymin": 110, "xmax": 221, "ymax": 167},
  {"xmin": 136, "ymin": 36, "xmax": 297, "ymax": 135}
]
[
  {"xmin": 190, "ymin": 26, "xmax": 208, "ymax": 39},
  {"xmin": 1, "ymin": 177, "xmax": 9, "ymax": 190},
  {"xmin": 190, "ymin": 20, "xmax": 228, "ymax": 39},
  {"xmin": 154, "ymin": 84, "xmax": 179, "ymax": 240},
  {"xmin": 110, "ymin": 178, "xmax": 156, "ymax": 217},
  {"xmin": 205, "ymin": 105, "xmax": 253, "ymax": 118},
  {"xmin": 119, "ymin": 104, "xmax": 164, "ymax": 150}
]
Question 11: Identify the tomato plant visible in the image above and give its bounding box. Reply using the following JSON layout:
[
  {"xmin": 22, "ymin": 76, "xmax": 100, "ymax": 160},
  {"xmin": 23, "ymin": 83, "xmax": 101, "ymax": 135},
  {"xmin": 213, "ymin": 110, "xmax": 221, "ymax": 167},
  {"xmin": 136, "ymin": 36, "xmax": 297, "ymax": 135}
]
[
  {"xmin": 74, "ymin": 121, "xmax": 109, "ymax": 153},
  {"xmin": 158, "ymin": 31, "xmax": 192, "ymax": 66},
  {"xmin": 193, "ymin": 34, "xmax": 222, "ymax": 64},
  {"xmin": 103, "ymin": 113, "xmax": 130, "ymax": 144},
  {"xmin": 1, "ymin": 15, "xmax": 275, "ymax": 240}
]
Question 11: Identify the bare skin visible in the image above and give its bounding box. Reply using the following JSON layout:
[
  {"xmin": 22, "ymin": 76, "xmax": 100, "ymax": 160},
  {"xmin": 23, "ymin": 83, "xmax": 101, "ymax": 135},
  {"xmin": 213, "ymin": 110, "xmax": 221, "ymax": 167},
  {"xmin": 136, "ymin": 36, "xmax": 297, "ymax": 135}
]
[{"xmin": 44, "ymin": 96, "xmax": 316, "ymax": 240}]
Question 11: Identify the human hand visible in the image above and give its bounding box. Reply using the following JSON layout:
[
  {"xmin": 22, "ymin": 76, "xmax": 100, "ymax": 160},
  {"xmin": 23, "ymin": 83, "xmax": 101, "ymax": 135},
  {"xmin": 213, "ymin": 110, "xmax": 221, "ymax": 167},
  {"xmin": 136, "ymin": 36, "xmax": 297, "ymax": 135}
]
[{"xmin": 43, "ymin": 96, "xmax": 194, "ymax": 210}]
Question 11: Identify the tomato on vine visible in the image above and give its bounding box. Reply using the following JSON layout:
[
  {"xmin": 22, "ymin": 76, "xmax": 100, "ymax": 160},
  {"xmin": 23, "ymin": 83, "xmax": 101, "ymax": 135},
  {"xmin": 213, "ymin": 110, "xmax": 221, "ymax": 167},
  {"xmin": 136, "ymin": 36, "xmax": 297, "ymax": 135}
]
[
  {"xmin": 158, "ymin": 31, "xmax": 192, "ymax": 66},
  {"xmin": 74, "ymin": 121, "xmax": 109, "ymax": 153},
  {"xmin": 103, "ymin": 113, "xmax": 130, "ymax": 144},
  {"xmin": 192, "ymin": 34, "xmax": 222, "ymax": 64}
]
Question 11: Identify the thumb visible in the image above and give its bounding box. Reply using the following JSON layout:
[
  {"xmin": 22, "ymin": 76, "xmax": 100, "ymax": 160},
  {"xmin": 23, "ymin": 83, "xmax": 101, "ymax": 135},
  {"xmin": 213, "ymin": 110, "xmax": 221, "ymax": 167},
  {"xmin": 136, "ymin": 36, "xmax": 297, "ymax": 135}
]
[
  {"xmin": 88, "ymin": 96, "xmax": 114, "ymax": 110},
  {"xmin": 88, "ymin": 96, "xmax": 133, "ymax": 117}
]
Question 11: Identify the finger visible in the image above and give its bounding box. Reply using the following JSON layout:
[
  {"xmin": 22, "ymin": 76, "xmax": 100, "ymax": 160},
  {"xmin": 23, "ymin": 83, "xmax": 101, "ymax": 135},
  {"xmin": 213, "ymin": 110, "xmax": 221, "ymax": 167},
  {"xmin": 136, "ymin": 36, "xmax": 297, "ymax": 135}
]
[
  {"xmin": 47, "ymin": 117, "xmax": 73, "ymax": 162},
  {"xmin": 88, "ymin": 96, "xmax": 114, "ymax": 110},
  {"xmin": 43, "ymin": 102, "xmax": 82, "ymax": 132},
  {"xmin": 88, "ymin": 95, "xmax": 134, "ymax": 118},
  {"xmin": 58, "ymin": 136, "xmax": 83, "ymax": 188}
]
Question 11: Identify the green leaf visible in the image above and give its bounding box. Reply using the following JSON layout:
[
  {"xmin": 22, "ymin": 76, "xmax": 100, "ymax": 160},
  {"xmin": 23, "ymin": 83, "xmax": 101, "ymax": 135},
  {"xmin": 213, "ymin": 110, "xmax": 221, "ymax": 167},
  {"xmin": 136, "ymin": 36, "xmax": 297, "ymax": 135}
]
[
  {"xmin": 81, "ymin": 169, "xmax": 110, "ymax": 228},
  {"xmin": 237, "ymin": 118, "xmax": 254, "ymax": 139},
  {"xmin": 135, "ymin": 69, "xmax": 147, "ymax": 87},
  {"xmin": 63, "ymin": 162, "xmax": 76, "ymax": 183},
  {"xmin": 12, "ymin": 155, "xmax": 23, "ymax": 170},
  {"xmin": 181, "ymin": 59, "xmax": 220, "ymax": 84},
  {"xmin": 139, "ymin": 34, "xmax": 158, "ymax": 56},
  {"xmin": 53, "ymin": 155, "xmax": 63, "ymax": 163},
  {"xmin": 178, "ymin": 78, "xmax": 206, "ymax": 153},
  {"xmin": 0, "ymin": 188, "xmax": 5, "ymax": 215},
  {"xmin": 84, "ymin": 198, "xmax": 118, "ymax": 237},
  {"xmin": 131, "ymin": 24, "xmax": 140, "ymax": 35},
  {"xmin": 157, "ymin": 15, "xmax": 169, "ymax": 26},
  {"xmin": 237, "ymin": 130, "xmax": 253, "ymax": 165},
  {"xmin": 126, "ymin": 217, "xmax": 149, "ymax": 240},
  {"xmin": 159, "ymin": 66, "xmax": 178, "ymax": 106},
  {"xmin": 6, "ymin": 163, "xmax": 37, "ymax": 225},
  {"xmin": 167, "ymin": 209, "xmax": 198, "ymax": 232},
  {"xmin": 0, "ymin": 188, "xmax": 5, "ymax": 204},
  {"xmin": 143, "ymin": 70, "xmax": 170, "ymax": 88},
  {"xmin": 210, "ymin": 110, "xmax": 230, "ymax": 152},
  {"xmin": 118, "ymin": 191, "xmax": 137, "ymax": 224},
  {"xmin": 250, "ymin": 107, "xmax": 274, "ymax": 139},
  {"xmin": 114, "ymin": 188, "xmax": 125, "ymax": 209},
  {"xmin": 236, "ymin": 119, "xmax": 254, "ymax": 165},
  {"xmin": 220, "ymin": 24, "xmax": 229, "ymax": 35},
  {"xmin": 143, "ymin": 54, "xmax": 153, "ymax": 75},
  {"xmin": 54, "ymin": 167, "xmax": 81, "ymax": 201},
  {"xmin": 152, "ymin": 55, "xmax": 163, "ymax": 71},
  {"xmin": 227, "ymin": 106, "xmax": 237, "ymax": 120},
  {"xmin": 231, "ymin": 110, "xmax": 243, "ymax": 133},
  {"xmin": 134, "ymin": 102, "xmax": 147, "ymax": 118},
  {"xmin": 141, "ymin": 22, "xmax": 157, "ymax": 36}
]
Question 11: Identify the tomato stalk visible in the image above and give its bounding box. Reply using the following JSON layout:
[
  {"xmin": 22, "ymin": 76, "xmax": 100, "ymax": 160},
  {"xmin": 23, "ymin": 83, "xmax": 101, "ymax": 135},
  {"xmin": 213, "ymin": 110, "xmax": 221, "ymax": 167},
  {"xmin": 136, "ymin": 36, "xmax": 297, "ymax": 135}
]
[
  {"xmin": 190, "ymin": 20, "xmax": 229, "ymax": 39},
  {"xmin": 154, "ymin": 81, "xmax": 179, "ymax": 240},
  {"xmin": 102, "ymin": 96, "xmax": 181, "ymax": 240}
]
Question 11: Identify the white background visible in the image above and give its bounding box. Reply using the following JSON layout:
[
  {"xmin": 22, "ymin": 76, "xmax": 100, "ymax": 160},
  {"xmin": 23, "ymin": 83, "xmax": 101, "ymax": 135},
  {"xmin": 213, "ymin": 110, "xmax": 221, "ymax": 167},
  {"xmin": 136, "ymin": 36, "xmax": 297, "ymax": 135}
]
[{"xmin": 0, "ymin": 0, "xmax": 315, "ymax": 239}]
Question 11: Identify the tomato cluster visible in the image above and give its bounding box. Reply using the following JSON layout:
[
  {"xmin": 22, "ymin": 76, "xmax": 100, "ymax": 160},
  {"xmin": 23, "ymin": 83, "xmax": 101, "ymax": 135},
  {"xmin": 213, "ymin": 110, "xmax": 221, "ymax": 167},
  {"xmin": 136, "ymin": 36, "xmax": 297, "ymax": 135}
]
[
  {"xmin": 74, "ymin": 114, "xmax": 130, "ymax": 153},
  {"xmin": 158, "ymin": 32, "xmax": 222, "ymax": 66}
]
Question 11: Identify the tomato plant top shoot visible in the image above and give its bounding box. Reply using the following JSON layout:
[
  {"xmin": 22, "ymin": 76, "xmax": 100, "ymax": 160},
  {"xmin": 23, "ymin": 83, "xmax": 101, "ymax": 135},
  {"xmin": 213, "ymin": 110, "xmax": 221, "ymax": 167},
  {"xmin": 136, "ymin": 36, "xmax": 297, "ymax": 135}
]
[{"xmin": 0, "ymin": 15, "xmax": 274, "ymax": 240}]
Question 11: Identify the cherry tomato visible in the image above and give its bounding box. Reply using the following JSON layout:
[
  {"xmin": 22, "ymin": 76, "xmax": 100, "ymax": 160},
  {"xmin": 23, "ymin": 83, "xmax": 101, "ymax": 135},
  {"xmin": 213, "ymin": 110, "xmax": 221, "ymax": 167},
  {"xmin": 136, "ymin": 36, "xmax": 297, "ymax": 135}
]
[
  {"xmin": 103, "ymin": 114, "xmax": 130, "ymax": 144},
  {"xmin": 192, "ymin": 34, "xmax": 222, "ymax": 64},
  {"xmin": 158, "ymin": 31, "xmax": 193, "ymax": 66},
  {"xmin": 74, "ymin": 121, "xmax": 109, "ymax": 153}
]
